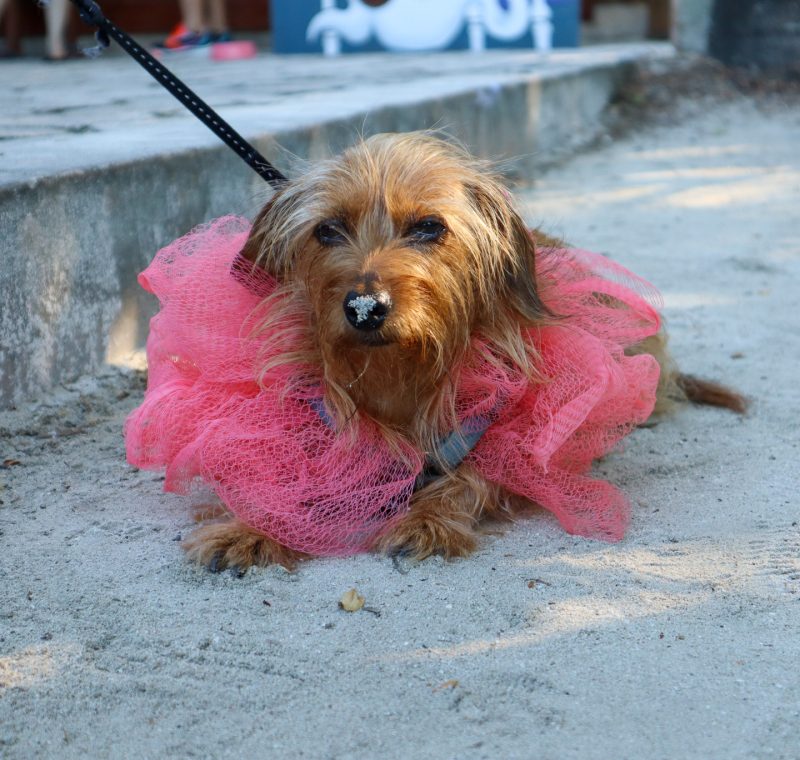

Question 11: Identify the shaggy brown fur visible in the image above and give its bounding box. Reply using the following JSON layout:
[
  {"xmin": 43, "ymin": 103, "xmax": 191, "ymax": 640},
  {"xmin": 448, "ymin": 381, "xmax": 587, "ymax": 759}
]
[{"xmin": 185, "ymin": 132, "xmax": 745, "ymax": 571}]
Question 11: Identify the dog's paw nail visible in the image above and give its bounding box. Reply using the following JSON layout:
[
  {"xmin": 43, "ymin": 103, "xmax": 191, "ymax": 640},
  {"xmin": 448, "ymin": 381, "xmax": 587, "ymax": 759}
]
[
  {"xmin": 390, "ymin": 550, "xmax": 412, "ymax": 573},
  {"xmin": 230, "ymin": 565, "xmax": 246, "ymax": 578},
  {"xmin": 208, "ymin": 552, "xmax": 224, "ymax": 573}
]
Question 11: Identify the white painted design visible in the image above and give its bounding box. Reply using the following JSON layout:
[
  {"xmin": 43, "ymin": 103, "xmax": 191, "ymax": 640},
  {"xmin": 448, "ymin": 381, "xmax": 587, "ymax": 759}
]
[
  {"xmin": 531, "ymin": 0, "xmax": 554, "ymax": 51},
  {"xmin": 306, "ymin": 0, "xmax": 553, "ymax": 56}
]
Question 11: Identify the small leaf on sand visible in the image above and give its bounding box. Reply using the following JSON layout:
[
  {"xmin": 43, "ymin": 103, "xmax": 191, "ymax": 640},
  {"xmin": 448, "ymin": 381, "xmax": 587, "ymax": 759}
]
[
  {"xmin": 339, "ymin": 588, "xmax": 365, "ymax": 612},
  {"xmin": 526, "ymin": 578, "xmax": 550, "ymax": 589},
  {"xmin": 434, "ymin": 679, "xmax": 459, "ymax": 691}
]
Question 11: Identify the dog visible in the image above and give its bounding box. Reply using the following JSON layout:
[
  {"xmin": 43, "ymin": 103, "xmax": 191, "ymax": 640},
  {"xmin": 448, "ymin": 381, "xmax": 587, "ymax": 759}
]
[{"xmin": 133, "ymin": 132, "xmax": 744, "ymax": 571}]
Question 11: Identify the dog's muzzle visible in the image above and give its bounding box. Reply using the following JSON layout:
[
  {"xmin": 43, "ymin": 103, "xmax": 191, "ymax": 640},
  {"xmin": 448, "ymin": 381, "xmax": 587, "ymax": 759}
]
[{"xmin": 343, "ymin": 289, "xmax": 392, "ymax": 331}]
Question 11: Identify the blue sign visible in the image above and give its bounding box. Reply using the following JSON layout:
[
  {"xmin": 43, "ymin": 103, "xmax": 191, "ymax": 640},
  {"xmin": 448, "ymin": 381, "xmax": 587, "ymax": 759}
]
[{"xmin": 272, "ymin": 0, "xmax": 580, "ymax": 55}]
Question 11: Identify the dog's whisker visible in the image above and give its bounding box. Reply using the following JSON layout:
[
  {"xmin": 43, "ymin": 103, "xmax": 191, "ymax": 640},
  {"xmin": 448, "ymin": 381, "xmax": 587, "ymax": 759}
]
[{"xmin": 345, "ymin": 356, "xmax": 371, "ymax": 390}]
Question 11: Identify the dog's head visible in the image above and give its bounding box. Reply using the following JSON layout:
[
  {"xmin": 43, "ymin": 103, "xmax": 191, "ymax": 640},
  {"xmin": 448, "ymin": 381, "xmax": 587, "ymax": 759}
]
[{"xmin": 243, "ymin": 133, "xmax": 550, "ymax": 430}]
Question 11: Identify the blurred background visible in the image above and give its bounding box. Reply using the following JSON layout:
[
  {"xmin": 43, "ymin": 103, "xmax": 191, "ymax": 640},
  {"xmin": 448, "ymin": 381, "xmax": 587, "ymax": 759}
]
[{"xmin": 1, "ymin": 0, "xmax": 797, "ymax": 77}]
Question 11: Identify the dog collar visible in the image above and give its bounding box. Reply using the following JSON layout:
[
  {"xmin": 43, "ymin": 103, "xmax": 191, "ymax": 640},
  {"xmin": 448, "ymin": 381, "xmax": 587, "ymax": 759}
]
[
  {"xmin": 308, "ymin": 396, "xmax": 494, "ymax": 492},
  {"xmin": 415, "ymin": 416, "xmax": 493, "ymax": 490}
]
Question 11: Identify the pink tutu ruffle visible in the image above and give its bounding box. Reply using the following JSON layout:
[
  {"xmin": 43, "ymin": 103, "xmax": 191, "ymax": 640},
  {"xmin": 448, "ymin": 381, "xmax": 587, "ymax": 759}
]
[{"xmin": 125, "ymin": 216, "xmax": 661, "ymax": 555}]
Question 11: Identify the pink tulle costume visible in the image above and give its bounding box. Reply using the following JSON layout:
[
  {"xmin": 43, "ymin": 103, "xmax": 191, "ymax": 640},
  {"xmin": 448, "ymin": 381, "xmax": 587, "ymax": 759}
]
[{"xmin": 125, "ymin": 216, "xmax": 662, "ymax": 556}]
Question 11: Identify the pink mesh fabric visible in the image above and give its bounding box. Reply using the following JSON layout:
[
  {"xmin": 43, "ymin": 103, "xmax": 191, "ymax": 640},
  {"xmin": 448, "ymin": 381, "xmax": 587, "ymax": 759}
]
[{"xmin": 125, "ymin": 217, "xmax": 661, "ymax": 555}]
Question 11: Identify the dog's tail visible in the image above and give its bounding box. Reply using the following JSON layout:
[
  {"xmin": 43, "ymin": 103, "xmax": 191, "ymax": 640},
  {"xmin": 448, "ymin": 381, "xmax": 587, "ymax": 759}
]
[
  {"xmin": 674, "ymin": 373, "xmax": 749, "ymax": 414},
  {"xmin": 628, "ymin": 333, "xmax": 749, "ymax": 415}
]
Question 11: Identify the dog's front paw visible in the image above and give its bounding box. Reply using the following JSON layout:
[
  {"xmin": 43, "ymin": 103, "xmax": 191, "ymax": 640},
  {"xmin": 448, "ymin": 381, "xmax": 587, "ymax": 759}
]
[
  {"xmin": 183, "ymin": 519, "xmax": 302, "ymax": 573},
  {"xmin": 377, "ymin": 511, "xmax": 478, "ymax": 561}
]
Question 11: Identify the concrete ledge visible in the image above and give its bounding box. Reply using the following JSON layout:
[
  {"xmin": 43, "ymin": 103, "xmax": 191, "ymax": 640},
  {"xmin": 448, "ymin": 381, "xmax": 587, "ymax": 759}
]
[{"xmin": 0, "ymin": 43, "xmax": 673, "ymax": 407}]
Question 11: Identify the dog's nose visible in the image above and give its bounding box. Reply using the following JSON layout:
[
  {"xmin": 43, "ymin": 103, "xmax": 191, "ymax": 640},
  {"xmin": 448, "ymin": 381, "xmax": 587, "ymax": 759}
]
[{"xmin": 343, "ymin": 289, "xmax": 392, "ymax": 331}]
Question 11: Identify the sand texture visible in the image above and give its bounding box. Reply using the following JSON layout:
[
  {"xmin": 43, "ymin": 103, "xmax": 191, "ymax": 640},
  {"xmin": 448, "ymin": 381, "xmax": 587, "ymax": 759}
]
[{"xmin": 1, "ymin": 93, "xmax": 799, "ymax": 759}]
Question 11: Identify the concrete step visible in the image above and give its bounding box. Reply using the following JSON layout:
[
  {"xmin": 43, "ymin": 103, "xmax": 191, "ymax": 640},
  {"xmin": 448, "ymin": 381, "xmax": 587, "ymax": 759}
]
[{"xmin": 0, "ymin": 42, "xmax": 673, "ymax": 408}]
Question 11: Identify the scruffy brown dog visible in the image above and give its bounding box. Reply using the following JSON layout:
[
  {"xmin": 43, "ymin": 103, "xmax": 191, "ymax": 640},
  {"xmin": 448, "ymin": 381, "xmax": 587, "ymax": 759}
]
[{"xmin": 182, "ymin": 132, "xmax": 744, "ymax": 571}]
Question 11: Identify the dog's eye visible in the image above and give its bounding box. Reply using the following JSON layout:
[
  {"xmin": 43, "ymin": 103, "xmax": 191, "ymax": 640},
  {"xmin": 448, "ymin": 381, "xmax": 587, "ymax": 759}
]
[
  {"xmin": 315, "ymin": 221, "xmax": 348, "ymax": 246},
  {"xmin": 406, "ymin": 217, "xmax": 447, "ymax": 244}
]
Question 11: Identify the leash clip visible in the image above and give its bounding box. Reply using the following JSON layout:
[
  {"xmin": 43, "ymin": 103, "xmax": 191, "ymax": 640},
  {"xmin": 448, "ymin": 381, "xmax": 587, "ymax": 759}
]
[
  {"xmin": 75, "ymin": 0, "xmax": 105, "ymax": 27},
  {"xmin": 70, "ymin": 0, "xmax": 110, "ymax": 57}
]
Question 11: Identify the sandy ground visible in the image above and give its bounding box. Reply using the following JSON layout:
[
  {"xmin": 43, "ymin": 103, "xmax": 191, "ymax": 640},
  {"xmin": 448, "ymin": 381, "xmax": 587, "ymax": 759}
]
[{"xmin": 1, "ymin": 91, "xmax": 799, "ymax": 760}]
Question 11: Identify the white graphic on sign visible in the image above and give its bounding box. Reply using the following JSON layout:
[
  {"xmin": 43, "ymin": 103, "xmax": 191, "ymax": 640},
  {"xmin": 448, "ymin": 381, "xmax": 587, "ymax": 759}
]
[{"xmin": 306, "ymin": 0, "xmax": 553, "ymax": 56}]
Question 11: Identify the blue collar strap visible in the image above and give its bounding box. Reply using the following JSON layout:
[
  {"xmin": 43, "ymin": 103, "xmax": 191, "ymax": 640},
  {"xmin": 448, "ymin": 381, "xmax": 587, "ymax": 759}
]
[
  {"xmin": 414, "ymin": 415, "xmax": 492, "ymax": 490},
  {"xmin": 308, "ymin": 397, "xmax": 492, "ymax": 492}
]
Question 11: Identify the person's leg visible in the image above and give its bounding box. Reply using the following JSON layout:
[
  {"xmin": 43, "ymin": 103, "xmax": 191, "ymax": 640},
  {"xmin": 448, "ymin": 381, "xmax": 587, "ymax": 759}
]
[
  {"xmin": 1, "ymin": 0, "xmax": 22, "ymax": 56},
  {"xmin": 7, "ymin": 0, "xmax": 21, "ymax": 54},
  {"xmin": 206, "ymin": 0, "xmax": 228, "ymax": 35},
  {"xmin": 45, "ymin": 0, "xmax": 70, "ymax": 58},
  {"xmin": 179, "ymin": 0, "xmax": 205, "ymax": 32}
]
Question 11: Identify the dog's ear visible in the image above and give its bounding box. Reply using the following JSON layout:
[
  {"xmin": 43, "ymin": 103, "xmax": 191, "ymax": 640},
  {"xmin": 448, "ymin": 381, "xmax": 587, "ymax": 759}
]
[
  {"xmin": 240, "ymin": 193, "xmax": 280, "ymax": 271},
  {"xmin": 240, "ymin": 184, "xmax": 314, "ymax": 280},
  {"xmin": 467, "ymin": 183, "xmax": 552, "ymax": 326}
]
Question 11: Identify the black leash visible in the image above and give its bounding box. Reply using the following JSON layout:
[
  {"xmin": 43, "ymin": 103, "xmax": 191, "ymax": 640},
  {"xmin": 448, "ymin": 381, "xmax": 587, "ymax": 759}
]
[
  {"xmin": 63, "ymin": 0, "xmax": 287, "ymax": 188},
  {"xmin": 58, "ymin": 1, "xmax": 494, "ymax": 492}
]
